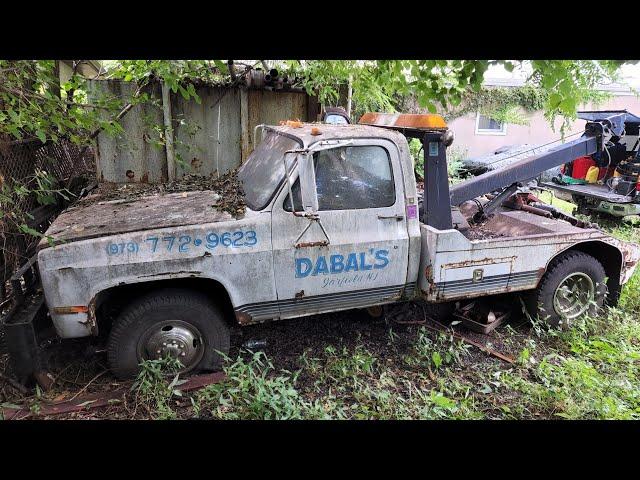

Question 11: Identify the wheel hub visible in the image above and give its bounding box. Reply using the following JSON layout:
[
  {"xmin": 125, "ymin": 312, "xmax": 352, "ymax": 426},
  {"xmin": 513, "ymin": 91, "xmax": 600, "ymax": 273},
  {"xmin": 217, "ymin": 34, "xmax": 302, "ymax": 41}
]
[
  {"xmin": 138, "ymin": 320, "xmax": 204, "ymax": 372},
  {"xmin": 553, "ymin": 272, "xmax": 595, "ymax": 321}
]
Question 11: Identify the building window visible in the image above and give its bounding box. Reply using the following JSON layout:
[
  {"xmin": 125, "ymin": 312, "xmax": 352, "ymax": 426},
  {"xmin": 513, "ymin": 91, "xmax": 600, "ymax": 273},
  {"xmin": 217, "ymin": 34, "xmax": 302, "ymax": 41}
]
[{"xmin": 475, "ymin": 113, "xmax": 507, "ymax": 135}]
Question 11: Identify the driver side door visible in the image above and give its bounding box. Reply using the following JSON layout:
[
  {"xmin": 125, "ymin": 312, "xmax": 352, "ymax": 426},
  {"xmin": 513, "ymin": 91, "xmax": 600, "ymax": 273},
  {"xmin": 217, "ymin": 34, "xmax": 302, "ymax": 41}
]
[{"xmin": 270, "ymin": 138, "xmax": 410, "ymax": 319}]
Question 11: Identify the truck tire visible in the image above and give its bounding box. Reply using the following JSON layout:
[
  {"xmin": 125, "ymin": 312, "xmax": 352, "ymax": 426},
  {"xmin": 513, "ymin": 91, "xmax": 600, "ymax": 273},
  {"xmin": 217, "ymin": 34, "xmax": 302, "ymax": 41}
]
[
  {"xmin": 107, "ymin": 288, "xmax": 230, "ymax": 379},
  {"xmin": 525, "ymin": 251, "xmax": 607, "ymax": 328}
]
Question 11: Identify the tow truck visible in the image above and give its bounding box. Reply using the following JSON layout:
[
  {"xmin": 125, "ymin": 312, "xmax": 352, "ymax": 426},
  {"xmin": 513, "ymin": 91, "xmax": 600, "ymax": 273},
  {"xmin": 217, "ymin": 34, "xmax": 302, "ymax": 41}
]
[{"xmin": 4, "ymin": 112, "xmax": 639, "ymax": 382}]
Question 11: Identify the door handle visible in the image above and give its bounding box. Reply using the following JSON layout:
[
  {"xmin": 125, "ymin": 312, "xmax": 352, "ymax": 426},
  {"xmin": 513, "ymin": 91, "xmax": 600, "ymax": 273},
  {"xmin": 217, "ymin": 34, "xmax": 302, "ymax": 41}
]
[{"xmin": 377, "ymin": 214, "xmax": 404, "ymax": 221}]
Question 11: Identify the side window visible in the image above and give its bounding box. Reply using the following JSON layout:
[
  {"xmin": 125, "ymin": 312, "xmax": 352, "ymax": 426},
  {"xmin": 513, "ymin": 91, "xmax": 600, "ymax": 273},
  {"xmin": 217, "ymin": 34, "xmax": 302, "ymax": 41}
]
[
  {"xmin": 284, "ymin": 145, "xmax": 395, "ymax": 212},
  {"xmin": 316, "ymin": 146, "xmax": 394, "ymax": 210},
  {"xmin": 283, "ymin": 178, "xmax": 303, "ymax": 212}
]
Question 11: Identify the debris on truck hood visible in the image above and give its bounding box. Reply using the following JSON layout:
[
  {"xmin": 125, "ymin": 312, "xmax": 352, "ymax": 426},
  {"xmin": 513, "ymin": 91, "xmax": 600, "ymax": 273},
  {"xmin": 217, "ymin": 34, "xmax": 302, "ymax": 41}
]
[
  {"xmin": 39, "ymin": 170, "xmax": 247, "ymax": 247},
  {"xmin": 86, "ymin": 169, "xmax": 246, "ymax": 218}
]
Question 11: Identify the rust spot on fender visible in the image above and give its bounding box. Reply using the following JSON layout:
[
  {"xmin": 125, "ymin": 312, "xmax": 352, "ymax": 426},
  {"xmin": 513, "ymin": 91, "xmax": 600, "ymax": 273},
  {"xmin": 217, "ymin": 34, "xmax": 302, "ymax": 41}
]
[
  {"xmin": 82, "ymin": 297, "xmax": 99, "ymax": 336},
  {"xmin": 137, "ymin": 270, "xmax": 202, "ymax": 279},
  {"xmin": 425, "ymin": 264, "xmax": 436, "ymax": 295},
  {"xmin": 235, "ymin": 310, "xmax": 253, "ymax": 325},
  {"xmin": 443, "ymin": 256, "xmax": 515, "ymax": 269},
  {"xmin": 295, "ymin": 241, "xmax": 329, "ymax": 249},
  {"xmin": 425, "ymin": 264, "xmax": 432, "ymax": 279}
]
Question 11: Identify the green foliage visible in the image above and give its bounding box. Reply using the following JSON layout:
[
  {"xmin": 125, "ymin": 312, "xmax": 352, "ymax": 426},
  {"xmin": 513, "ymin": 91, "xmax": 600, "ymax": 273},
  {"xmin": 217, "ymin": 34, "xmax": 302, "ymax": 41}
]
[
  {"xmin": 283, "ymin": 60, "xmax": 491, "ymax": 120},
  {"xmin": 194, "ymin": 350, "xmax": 332, "ymax": 420},
  {"xmin": 132, "ymin": 356, "xmax": 186, "ymax": 420},
  {"xmin": 531, "ymin": 60, "xmax": 625, "ymax": 134},
  {"xmin": 408, "ymin": 328, "xmax": 471, "ymax": 369},
  {"xmin": 0, "ymin": 60, "xmax": 122, "ymax": 145},
  {"xmin": 108, "ymin": 60, "xmax": 226, "ymax": 103},
  {"xmin": 0, "ymin": 168, "xmax": 71, "ymax": 246},
  {"xmin": 410, "ymin": 138, "xmax": 466, "ymax": 181},
  {"xmin": 502, "ymin": 310, "xmax": 640, "ymax": 419},
  {"xmin": 444, "ymin": 85, "xmax": 548, "ymax": 124},
  {"xmin": 0, "ymin": 59, "xmax": 631, "ymax": 147},
  {"xmin": 284, "ymin": 60, "xmax": 631, "ymax": 128}
]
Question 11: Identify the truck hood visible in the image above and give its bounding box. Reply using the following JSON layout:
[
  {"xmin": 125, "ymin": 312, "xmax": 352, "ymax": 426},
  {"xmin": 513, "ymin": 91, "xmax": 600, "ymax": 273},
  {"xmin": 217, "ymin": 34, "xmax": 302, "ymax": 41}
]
[{"xmin": 40, "ymin": 190, "xmax": 245, "ymax": 248}]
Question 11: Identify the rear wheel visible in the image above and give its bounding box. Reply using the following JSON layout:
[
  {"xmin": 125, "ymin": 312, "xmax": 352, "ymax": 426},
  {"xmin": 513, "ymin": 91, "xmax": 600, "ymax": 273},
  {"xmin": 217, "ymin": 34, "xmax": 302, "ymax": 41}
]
[
  {"xmin": 107, "ymin": 288, "xmax": 230, "ymax": 379},
  {"xmin": 525, "ymin": 251, "xmax": 607, "ymax": 328}
]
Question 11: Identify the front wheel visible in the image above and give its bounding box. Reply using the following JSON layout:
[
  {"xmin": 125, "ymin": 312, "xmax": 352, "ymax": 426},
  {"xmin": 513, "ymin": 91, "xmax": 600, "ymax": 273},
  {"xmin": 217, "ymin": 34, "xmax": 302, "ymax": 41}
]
[
  {"xmin": 524, "ymin": 251, "xmax": 607, "ymax": 328},
  {"xmin": 107, "ymin": 288, "xmax": 230, "ymax": 379}
]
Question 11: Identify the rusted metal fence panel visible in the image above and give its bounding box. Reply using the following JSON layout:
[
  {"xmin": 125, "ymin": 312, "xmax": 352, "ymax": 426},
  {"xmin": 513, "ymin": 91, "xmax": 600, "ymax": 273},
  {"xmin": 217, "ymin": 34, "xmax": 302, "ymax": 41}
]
[
  {"xmin": 171, "ymin": 86, "xmax": 242, "ymax": 178},
  {"xmin": 87, "ymin": 79, "xmax": 319, "ymax": 183},
  {"xmin": 89, "ymin": 80, "xmax": 168, "ymax": 183},
  {"xmin": 244, "ymin": 90, "xmax": 313, "ymax": 160}
]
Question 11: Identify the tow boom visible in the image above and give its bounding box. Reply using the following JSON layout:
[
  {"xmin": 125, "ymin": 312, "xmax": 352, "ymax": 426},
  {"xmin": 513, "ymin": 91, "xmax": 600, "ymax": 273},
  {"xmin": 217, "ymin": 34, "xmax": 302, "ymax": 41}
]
[
  {"xmin": 359, "ymin": 111, "xmax": 625, "ymax": 230},
  {"xmin": 450, "ymin": 114, "xmax": 625, "ymax": 208}
]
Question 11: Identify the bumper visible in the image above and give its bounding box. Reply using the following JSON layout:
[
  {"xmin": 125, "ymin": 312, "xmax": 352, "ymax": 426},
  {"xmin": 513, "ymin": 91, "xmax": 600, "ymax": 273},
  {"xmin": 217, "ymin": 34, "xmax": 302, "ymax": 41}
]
[
  {"xmin": 620, "ymin": 240, "xmax": 640, "ymax": 285},
  {"xmin": 594, "ymin": 201, "xmax": 640, "ymax": 218}
]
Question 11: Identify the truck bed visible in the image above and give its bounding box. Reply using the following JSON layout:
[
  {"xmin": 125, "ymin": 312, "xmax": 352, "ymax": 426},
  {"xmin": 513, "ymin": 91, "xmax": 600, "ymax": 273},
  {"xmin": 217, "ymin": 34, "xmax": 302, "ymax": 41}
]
[
  {"xmin": 419, "ymin": 208, "xmax": 611, "ymax": 302},
  {"xmin": 40, "ymin": 190, "xmax": 234, "ymax": 247},
  {"xmin": 462, "ymin": 208, "xmax": 587, "ymax": 240}
]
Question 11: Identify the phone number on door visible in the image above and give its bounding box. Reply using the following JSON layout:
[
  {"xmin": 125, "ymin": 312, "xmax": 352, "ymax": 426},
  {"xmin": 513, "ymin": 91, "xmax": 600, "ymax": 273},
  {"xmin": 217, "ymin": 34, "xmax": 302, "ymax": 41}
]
[{"xmin": 106, "ymin": 230, "xmax": 258, "ymax": 256}]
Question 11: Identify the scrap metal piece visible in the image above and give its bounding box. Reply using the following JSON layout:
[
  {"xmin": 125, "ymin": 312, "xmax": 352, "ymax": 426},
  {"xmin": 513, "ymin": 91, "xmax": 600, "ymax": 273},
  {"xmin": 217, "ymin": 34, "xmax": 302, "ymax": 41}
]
[
  {"xmin": 1, "ymin": 371, "xmax": 226, "ymax": 420},
  {"xmin": 453, "ymin": 301, "xmax": 511, "ymax": 335}
]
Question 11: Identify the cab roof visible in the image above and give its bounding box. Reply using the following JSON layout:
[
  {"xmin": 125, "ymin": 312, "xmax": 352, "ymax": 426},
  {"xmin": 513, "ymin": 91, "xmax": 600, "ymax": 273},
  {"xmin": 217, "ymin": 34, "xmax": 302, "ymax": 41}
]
[{"xmin": 266, "ymin": 123, "xmax": 408, "ymax": 149}]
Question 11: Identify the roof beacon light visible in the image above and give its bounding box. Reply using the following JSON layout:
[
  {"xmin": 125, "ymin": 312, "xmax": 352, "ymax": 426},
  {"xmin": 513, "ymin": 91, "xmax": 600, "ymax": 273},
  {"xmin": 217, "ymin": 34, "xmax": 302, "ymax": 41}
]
[{"xmin": 358, "ymin": 112, "xmax": 447, "ymax": 131}]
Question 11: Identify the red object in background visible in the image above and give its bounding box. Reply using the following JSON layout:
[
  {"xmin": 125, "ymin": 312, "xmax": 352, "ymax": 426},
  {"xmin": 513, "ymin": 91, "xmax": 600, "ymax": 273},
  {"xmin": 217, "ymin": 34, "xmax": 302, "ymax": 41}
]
[
  {"xmin": 571, "ymin": 156, "xmax": 595, "ymax": 179},
  {"xmin": 598, "ymin": 167, "xmax": 610, "ymax": 180}
]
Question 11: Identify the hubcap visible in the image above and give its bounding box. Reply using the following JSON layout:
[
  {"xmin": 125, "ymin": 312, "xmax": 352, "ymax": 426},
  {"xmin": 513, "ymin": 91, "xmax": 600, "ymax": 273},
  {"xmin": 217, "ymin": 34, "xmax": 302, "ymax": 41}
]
[
  {"xmin": 553, "ymin": 272, "xmax": 595, "ymax": 320},
  {"xmin": 137, "ymin": 320, "xmax": 204, "ymax": 372}
]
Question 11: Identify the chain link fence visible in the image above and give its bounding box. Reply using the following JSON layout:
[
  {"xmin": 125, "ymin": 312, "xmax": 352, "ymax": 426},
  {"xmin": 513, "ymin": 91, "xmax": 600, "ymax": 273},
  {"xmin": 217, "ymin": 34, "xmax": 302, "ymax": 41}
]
[{"xmin": 1, "ymin": 138, "xmax": 95, "ymax": 306}]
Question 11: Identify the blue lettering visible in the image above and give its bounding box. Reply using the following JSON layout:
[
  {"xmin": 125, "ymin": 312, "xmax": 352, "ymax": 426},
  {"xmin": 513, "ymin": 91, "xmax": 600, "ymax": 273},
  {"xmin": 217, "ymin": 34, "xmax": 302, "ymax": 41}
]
[
  {"xmin": 312, "ymin": 256, "xmax": 330, "ymax": 276},
  {"xmin": 296, "ymin": 249, "xmax": 390, "ymax": 277},
  {"xmin": 374, "ymin": 249, "xmax": 389, "ymax": 269},
  {"xmin": 296, "ymin": 258, "xmax": 313, "ymax": 278},
  {"xmin": 330, "ymin": 254, "xmax": 345, "ymax": 274},
  {"xmin": 345, "ymin": 253, "xmax": 359, "ymax": 272},
  {"xmin": 359, "ymin": 252, "xmax": 373, "ymax": 271}
]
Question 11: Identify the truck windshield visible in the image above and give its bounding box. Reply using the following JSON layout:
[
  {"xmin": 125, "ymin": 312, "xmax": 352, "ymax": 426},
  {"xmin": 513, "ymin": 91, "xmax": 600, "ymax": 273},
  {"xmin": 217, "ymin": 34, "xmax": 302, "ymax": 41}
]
[{"xmin": 238, "ymin": 131, "xmax": 301, "ymax": 211}]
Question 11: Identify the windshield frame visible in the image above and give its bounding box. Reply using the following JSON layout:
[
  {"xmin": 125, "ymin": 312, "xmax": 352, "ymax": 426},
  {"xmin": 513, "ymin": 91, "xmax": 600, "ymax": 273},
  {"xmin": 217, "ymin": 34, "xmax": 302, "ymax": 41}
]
[{"xmin": 237, "ymin": 129, "xmax": 303, "ymax": 211}]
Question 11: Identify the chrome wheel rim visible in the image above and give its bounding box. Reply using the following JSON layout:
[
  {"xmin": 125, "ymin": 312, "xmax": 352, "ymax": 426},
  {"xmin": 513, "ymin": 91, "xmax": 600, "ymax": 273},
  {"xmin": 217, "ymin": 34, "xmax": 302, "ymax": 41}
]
[
  {"xmin": 553, "ymin": 272, "xmax": 595, "ymax": 320},
  {"xmin": 137, "ymin": 320, "xmax": 204, "ymax": 373}
]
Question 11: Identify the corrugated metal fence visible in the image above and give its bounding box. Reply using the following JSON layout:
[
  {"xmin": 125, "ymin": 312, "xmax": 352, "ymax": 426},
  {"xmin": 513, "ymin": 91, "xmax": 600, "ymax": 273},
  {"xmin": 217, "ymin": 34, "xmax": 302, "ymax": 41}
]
[{"xmin": 88, "ymin": 79, "xmax": 319, "ymax": 183}]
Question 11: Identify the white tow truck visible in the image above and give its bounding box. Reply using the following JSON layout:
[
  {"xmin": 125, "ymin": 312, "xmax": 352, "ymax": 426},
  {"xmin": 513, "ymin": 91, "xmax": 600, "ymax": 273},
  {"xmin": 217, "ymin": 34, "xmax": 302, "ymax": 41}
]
[{"xmin": 27, "ymin": 113, "xmax": 640, "ymax": 379}]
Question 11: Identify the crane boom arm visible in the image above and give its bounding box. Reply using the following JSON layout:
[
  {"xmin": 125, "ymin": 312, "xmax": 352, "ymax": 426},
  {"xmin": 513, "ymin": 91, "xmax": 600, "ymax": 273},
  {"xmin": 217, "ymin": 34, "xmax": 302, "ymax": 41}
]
[
  {"xmin": 448, "ymin": 112, "xmax": 628, "ymax": 208},
  {"xmin": 449, "ymin": 135, "xmax": 598, "ymax": 205}
]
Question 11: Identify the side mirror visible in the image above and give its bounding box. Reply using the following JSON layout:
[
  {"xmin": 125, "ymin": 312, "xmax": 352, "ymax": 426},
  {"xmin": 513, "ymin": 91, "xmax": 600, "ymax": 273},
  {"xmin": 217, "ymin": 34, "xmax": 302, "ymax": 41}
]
[
  {"xmin": 443, "ymin": 129, "xmax": 454, "ymax": 147},
  {"xmin": 299, "ymin": 152, "xmax": 319, "ymax": 213}
]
